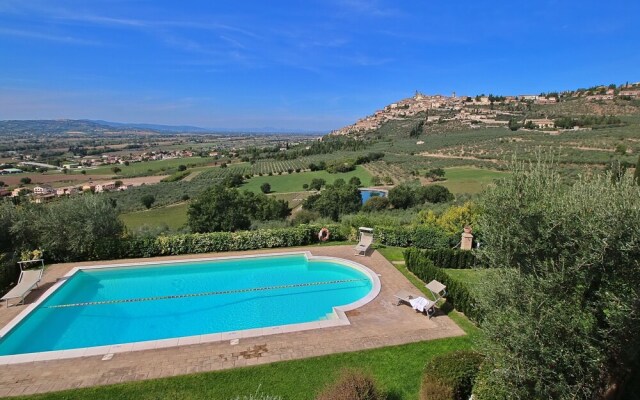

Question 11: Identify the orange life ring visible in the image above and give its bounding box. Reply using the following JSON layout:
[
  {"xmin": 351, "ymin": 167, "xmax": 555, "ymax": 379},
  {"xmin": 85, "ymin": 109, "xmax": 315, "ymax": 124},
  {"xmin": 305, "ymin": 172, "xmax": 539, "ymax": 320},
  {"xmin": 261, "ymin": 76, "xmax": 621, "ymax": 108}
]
[{"xmin": 318, "ymin": 227, "xmax": 330, "ymax": 242}]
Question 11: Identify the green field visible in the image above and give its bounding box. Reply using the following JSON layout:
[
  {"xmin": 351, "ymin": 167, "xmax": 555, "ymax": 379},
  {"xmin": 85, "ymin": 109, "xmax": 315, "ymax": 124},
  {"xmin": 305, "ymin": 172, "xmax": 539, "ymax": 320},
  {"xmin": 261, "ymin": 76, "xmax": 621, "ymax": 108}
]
[
  {"xmin": 240, "ymin": 166, "xmax": 374, "ymax": 194},
  {"xmin": 443, "ymin": 268, "xmax": 499, "ymax": 293},
  {"xmin": 439, "ymin": 167, "xmax": 507, "ymax": 194},
  {"xmin": 120, "ymin": 202, "xmax": 189, "ymax": 230},
  {"xmin": 72, "ymin": 157, "xmax": 215, "ymax": 177}
]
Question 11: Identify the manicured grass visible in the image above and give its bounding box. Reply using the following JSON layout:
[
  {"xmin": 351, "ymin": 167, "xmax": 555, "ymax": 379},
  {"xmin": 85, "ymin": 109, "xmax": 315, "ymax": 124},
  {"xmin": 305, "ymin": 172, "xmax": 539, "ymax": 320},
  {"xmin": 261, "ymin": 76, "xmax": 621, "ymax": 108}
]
[
  {"xmin": 438, "ymin": 167, "xmax": 507, "ymax": 194},
  {"xmin": 240, "ymin": 166, "xmax": 373, "ymax": 194},
  {"xmin": 376, "ymin": 246, "xmax": 406, "ymax": 263},
  {"xmin": 71, "ymin": 157, "xmax": 215, "ymax": 177},
  {"xmin": 120, "ymin": 202, "xmax": 189, "ymax": 230},
  {"xmin": 13, "ymin": 335, "xmax": 477, "ymax": 400},
  {"xmin": 443, "ymin": 268, "xmax": 499, "ymax": 293}
]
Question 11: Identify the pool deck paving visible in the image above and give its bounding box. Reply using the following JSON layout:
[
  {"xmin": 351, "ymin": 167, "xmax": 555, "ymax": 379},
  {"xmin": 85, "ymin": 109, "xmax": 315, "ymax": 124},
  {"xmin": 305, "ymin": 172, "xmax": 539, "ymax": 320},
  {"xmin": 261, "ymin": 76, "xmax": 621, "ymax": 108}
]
[{"xmin": 0, "ymin": 245, "xmax": 465, "ymax": 397}]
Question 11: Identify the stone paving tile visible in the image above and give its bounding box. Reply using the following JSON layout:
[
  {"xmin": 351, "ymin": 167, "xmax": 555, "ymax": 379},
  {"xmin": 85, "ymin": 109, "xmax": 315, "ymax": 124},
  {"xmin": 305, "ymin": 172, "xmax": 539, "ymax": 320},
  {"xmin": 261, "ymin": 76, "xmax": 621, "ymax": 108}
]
[{"xmin": 0, "ymin": 245, "xmax": 466, "ymax": 396}]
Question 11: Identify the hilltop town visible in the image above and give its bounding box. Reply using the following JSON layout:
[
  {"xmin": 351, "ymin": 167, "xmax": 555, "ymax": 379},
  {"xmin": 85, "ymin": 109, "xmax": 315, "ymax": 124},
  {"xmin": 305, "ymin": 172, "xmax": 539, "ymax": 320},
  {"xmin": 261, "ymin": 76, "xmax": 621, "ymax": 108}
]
[{"xmin": 331, "ymin": 82, "xmax": 640, "ymax": 136}]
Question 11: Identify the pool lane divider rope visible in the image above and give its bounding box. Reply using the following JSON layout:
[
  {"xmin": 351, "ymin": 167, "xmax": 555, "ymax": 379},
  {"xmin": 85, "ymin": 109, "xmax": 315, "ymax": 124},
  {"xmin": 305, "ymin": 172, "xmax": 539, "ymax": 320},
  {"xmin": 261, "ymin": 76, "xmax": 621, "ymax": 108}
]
[{"xmin": 45, "ymin": 278, "xmax": 370, "ymax": 309}]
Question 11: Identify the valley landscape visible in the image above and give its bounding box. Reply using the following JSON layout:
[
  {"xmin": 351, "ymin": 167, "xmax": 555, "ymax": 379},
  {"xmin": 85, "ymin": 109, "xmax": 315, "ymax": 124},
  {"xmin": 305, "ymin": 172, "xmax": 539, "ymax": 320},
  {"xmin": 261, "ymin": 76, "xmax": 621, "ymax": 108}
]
[{"xmin": 0, "ymin": 1, "xmax": 639, "ymax": 400}]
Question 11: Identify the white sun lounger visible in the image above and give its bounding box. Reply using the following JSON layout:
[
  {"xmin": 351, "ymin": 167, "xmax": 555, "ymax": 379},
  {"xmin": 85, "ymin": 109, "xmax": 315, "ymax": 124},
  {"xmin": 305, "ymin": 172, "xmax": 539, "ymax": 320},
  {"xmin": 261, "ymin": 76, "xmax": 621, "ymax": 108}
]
[
  {"xmin": 394, "ymin": 290, "xmax": 436, "ymax": 317},
  {"xmin": 2, "ymin": 261, "xmax": 44, "ymax": 307},
  {"xmin": 354, "ymin": 227, "xmax": 374, "ymax": 256}
]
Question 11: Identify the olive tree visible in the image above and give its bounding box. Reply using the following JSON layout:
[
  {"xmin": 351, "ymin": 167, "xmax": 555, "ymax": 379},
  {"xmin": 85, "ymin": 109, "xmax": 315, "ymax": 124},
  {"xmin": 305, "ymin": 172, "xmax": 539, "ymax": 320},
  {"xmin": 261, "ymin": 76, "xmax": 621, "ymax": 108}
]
[{"xmin": 474, "ymin": 160, "xmax": 640, "ymax": 399}]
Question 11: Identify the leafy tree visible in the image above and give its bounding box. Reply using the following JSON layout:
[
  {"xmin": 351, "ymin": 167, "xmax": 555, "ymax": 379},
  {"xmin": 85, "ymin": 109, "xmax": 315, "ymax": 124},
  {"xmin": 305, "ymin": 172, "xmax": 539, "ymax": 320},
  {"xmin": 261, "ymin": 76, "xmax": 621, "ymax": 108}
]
[
  {"xmin": 188, "ymin": 185, "xmax": 290, "ymax": 233},
  {"xmin": 635, "ymin": 154, "xmax": 640, "ymax": 185},
  {"xmin": 474, "ymin": 160, "xmax": 640, "ymax": 399},
  {"xmin": 388, "ymin": 184, "xmax": 416, "ymax": 209},
  {"xmin": 303, "ymin": 182, "xmax": 361, "ymax": 221},
  {"xmin": 178, "ymin": 165, "xmax": 187, "ymax": 171},
  {"xmin": 260, "ymin": 182, "xmax": 271, "ymax": 194},
  {"xmin": 81, "ymin": 170, "xmax": 86, "ymax": 175},
  {"xmin": 309, "ymin": 178, "xmax": 326, "ymax": 191},
  {"xmin": 222, "ymin": 173, "xmax": 244, "ymax": 188},
  {"xmin": 348, "ymin": 177, "xmax": 362, "ymax": 187},
  {"xmin": 141, "ymin": 194, "xmax": 155, "ymax": 209},
  {"xmin": 362, "ymin": 196, "xmax": 390, "ymax": 212},
  {"xmin": 7, "ymin": 196, "xmax": 124, "ymax": 261},
  {"xmin": 111, "ymin": 166, "xmax": 121, "ymax": 174},
  {"xmin": 425, "ymin": 168, "xmax": 445, "ymax": 181},
  {"xmin": 124, "ymin": 161, "xmax": 130, "ymax": 166},
  {"xmin": 20, "ymin": 177, "xmax": 31, "ymax": 184},
  {"xmin": 370, "ymin": 176, "xmax": 382, "ymax": 186},
  {"xmin": 416, "ymin": 185, "xmax": 454, "ymax": 204},
  {"xmin": 302, "ymin": 183, "xmax": 309, "ymax": 190},
  {"xmin": 188, "ymin": 186, "xmax": 251, "ymax": 233}
]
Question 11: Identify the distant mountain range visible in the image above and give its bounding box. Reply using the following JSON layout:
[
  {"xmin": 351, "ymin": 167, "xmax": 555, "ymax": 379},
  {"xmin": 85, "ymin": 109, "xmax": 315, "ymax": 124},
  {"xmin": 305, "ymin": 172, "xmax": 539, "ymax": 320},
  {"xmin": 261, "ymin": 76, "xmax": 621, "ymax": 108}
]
[{"xmin": 0, "ymin": 119, "xmax": 325, "ymax": 136}]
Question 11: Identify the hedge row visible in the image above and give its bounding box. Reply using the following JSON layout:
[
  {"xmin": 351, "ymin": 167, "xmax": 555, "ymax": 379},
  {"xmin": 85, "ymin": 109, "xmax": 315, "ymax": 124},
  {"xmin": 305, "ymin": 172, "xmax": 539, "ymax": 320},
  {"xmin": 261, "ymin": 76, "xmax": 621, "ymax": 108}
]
[
  {"xmin": 421, "ymin": 248, "xmax": 482, "ymax": 269},
  {"xmin": 375, "ymin": 225, "xmax": 451, "ymax": 249},
  {"xmin": 420, "ymin": 350, "xmax": 484, "ymax": 400},
  {"xmin": 119, "ymin": 224, "xmax": 348, "ymax": 259},
  {"xmin": 404, "ymin": 248, "xmax": 481, "ymax": 322}
]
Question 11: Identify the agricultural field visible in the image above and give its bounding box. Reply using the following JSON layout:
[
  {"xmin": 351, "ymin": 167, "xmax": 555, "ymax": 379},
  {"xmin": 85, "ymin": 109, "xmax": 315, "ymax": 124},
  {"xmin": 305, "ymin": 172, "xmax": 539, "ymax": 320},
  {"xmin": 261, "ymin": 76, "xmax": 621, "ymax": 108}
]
[
  {"xmin": 120, "ymin": 202, "xmax": 189, "ymax": 231},
  {"xmin": 437, "ymin": 167, "xmax": 507, "ymax": 194},
  {"xmin": 69, "ymin": 157, "xmax": 215, "ymax": 177},
  {"xmin": 240, "ymin": 166, "xmax": 373, "ymax": 194}
]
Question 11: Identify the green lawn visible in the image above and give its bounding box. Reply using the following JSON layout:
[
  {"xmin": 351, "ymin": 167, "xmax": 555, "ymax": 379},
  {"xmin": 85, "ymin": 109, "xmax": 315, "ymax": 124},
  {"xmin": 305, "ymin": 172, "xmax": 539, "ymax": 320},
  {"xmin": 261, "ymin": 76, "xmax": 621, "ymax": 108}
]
[
  {"xmin": 120, "ymin": 202, "xmax": 189, "ymax": 230},
  {"xmin": 443, "ymin": 268, "xmax": 500, "ymax": 294},
  {"xmin": 439, "ymin": 167, "xmax": 507, "ymax": 194},
  {"xmin": 71, "ymin": 157, "xmax": 215, "ymax": 177},
  {"xmin": 241, "ymin": 166, "xmax": 373, "ymax": 194},
  {"xmin": 376, "ymin": 246, "xmax": 406, "ymax": 263},
  {"xmin": 13, "ymin": 335, "xmax": 477, "ymax": 400}
]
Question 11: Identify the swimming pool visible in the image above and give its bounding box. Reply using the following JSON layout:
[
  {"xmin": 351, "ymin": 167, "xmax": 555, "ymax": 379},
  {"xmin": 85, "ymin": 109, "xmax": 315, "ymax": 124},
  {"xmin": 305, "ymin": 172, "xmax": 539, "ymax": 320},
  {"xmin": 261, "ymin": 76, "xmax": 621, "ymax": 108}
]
[
  {"xmin": 0, "ymin": 252, "xmax": 379, "ymax": 363},
  {"xmin": 360, "ymin": 188, "xmax": 388, "ymax": 204}
]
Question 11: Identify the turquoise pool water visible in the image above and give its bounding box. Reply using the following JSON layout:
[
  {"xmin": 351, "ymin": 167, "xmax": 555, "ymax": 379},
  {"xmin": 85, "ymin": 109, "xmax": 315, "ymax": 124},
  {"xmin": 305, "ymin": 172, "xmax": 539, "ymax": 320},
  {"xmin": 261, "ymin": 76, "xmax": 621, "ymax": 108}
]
[
  {"xmin": 0, "ymin": 254, "xmax": 373, "ymax": 356},
  {"xmin": 360, "ymin": 189, "xmax": 387, "ymax": 204}
]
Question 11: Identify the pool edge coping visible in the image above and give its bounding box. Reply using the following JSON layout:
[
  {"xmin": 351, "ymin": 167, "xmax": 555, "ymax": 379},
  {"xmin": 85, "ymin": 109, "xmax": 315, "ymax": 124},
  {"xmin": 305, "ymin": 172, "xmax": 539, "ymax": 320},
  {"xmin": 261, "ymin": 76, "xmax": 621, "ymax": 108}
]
[{"xmin": 0, "ymin": 251, "xmax": 381, "ymax": 365}]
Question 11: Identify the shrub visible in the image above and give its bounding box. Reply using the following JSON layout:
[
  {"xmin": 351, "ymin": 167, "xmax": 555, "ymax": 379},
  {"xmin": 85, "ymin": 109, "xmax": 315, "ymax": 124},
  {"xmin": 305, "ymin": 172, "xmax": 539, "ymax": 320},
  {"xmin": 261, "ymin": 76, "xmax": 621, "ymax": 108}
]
[
  {"xmin": 404, "ymin": 248, "xmax": 480, "ymax": 322},
  {"xmin": 413, "ymin": 226, "xmax": 450, "ymax": 249},
  {"xmin": 420, "ymin": 379, "xmax": 453, "ymax": 400},
  {"xmin": 316, "ymin": 370, "xmax": 384, "ymax": 400},
  {"xmin": 388, "ymin": 184, "xmax": 415, "ymax": 209},
  {"xmin": 420, "ymin": 350, "xmax": 484, "ymax": 400},
  {"xmin": 362, "ymin": 196, "xmax": 390, "ymax": 212},
  {"xmin": 422, "ymin": 248, "xmax": 481, "ymax": 269},
  {"xmin": 260, "ymin": 182, "xmax": 271, "ymax": 194},
  {"xmin": 416, "ymin": 185, "xmax": 454, "ymax": 204},
  {"xmin": 141, "ymin": 194, "xmax": 155, "ymax": 209},
  {"xmin": 375, "ymin": 226, "xmax": 451, "ymax": 249},
  {"xmin": 120, "ymin": 224, "xmax": 348, "ymax": 259}
]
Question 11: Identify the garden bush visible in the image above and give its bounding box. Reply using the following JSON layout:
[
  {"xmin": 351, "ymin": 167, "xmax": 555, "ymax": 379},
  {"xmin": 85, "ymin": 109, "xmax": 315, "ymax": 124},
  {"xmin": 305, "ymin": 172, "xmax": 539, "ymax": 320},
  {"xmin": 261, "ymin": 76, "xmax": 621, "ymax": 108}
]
[
  {"xmin": 404, "ymin": 248, "xmax": 480, "ymax": 322},
  {"xmin": 422, "ymin": 248, "xmax": 481, "ymax": 269},
  {"xmin": 120, "ymin": 224, "xmax": 348, "ymax": 259},
  {"xmin": 316, "ymin": 370, "xmax": 385, "ymax": 400},
  {"xmin": 419, "ymin": 350, "xmax": 484, "ymax": 400},
  {"xmin": 376, "ymin": 226, "xmax": 451, "ymax": 249}
]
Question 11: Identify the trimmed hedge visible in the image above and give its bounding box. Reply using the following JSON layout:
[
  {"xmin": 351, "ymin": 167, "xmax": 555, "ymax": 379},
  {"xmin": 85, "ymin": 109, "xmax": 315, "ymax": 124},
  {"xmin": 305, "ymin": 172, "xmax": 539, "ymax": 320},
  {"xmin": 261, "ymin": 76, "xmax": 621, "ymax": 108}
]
[
  {"xmin": 376, "ymin": 226, "xmax": 450, "ymax": 249},
  {"xmin": 119, "ymin": 224, "xmax": 348, "ymax": 259},
  {"xmin": 421, "ymin": 248, "xmax": 482, "ymax": 269},
  {"xmin": 404, "ymin": 248, "xmax": 480, "ymax": 322},
  {"xmin": 420, "ymin": 350, "xmax": 484, "ymax": 400}
]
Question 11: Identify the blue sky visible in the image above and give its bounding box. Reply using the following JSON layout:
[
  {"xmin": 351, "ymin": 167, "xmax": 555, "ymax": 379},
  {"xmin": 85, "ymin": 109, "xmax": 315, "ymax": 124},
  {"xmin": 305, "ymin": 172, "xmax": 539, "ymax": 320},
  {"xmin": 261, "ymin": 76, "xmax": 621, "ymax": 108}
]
[{"xmin": 0, "ymin": 0, "xmax": 638, "ymax": 131}]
